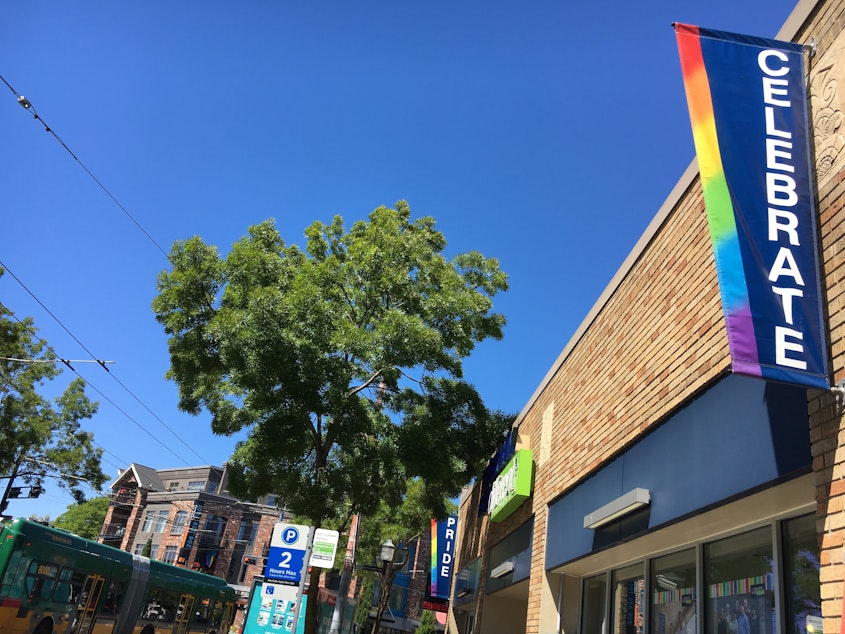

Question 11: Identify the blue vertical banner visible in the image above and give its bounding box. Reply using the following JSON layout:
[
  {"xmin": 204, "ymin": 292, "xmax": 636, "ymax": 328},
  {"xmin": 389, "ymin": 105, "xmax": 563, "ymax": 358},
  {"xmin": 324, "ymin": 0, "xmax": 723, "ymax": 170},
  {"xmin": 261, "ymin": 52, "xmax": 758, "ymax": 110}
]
[
  {"xmin": 675, "ymin": 23, "xmax": 829, "ymax": 389},
  {"xmin": 428, "ymin": 516, "xmax": 458, "ymax": 602}
]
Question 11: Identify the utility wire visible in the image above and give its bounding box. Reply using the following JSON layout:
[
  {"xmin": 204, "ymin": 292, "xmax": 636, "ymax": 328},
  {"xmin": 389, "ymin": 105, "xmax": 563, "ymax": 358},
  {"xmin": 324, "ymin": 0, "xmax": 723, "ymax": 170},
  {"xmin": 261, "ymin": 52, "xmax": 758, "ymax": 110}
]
[
  {"xmin": 0, "ymin": 73, "xmax": 169, "ymax": 259},
  {"xmin": 0, "ymin": 357, "xmax": 115, "ymax": 366},
  {"xmin": 0, "ymin": 76, "xmax": 214, "ymax": 468},
  {"xmin": 3, "ymin": 303, "xmax": 197, "ymax": 469},
  {"xmin": 0, "ymin": 259, "xmax": 112, "ymax": 373},
  {"xmin": 0, "ymin": 259, "xmax": 211, "ymax": 465}
]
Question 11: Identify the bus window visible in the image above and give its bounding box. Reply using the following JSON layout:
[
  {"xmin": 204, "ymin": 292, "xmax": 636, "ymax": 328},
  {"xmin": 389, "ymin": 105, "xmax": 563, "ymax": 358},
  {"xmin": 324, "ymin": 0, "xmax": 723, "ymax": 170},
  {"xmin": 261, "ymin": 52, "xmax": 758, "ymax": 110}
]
[
  {"xmin": 25, "ymin": 561, "xmax": 58, "ymax": 602},
  {"xmin": 143, "ymin": 587, "xmax": 180, "ymax": 625},
  {"xmin": 100, "ymin": 580, "xmax": 124, "ymax": 615},
  {"xmin": 54, "ymin": 569, "xmax": 86, "ymax": 603}
]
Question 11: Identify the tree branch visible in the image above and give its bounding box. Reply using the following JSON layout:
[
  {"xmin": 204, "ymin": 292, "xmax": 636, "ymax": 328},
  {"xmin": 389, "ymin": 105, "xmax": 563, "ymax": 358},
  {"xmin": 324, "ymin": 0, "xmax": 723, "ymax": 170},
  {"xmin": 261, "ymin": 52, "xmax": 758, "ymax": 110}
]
[{"xmin": 345, "ymin": 369, "xmax": 385, "ymax": 398}]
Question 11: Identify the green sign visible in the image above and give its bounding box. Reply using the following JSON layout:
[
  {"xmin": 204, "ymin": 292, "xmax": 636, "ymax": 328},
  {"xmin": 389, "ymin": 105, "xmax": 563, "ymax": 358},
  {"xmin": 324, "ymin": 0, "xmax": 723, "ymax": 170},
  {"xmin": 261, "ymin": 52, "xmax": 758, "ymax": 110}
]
[{"xmin": 489, "ymin": 449, "xmax": 534, "ymax": 522}]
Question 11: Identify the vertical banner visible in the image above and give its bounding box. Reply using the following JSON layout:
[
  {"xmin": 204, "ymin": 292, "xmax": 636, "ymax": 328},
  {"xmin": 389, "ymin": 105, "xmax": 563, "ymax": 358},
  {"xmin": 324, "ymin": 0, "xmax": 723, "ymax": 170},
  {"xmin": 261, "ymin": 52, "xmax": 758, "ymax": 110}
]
[
  {"xmin": 675, "ymin": 23, "xmax": 829, "ymax": 389},
  {"xmin": 428, "ymin": 516, "xmax": 458, "ymax": 604}
]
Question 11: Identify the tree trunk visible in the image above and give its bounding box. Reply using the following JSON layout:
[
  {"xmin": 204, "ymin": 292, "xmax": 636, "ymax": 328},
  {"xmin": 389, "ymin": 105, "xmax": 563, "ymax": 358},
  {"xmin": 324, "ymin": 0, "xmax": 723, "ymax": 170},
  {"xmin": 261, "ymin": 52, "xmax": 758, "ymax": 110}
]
[{"xmin": 369, "ymin": 565, "xmax": 395, "ymax": 634}]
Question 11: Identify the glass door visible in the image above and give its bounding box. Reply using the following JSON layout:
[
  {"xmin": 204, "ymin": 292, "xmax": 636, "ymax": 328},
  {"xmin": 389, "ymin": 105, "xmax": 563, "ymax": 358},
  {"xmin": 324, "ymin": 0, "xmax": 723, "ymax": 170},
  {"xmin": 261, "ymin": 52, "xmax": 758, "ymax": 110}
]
[{"xmin": 72, "ymin": 575, "xmax": 105, "ymax": 634}]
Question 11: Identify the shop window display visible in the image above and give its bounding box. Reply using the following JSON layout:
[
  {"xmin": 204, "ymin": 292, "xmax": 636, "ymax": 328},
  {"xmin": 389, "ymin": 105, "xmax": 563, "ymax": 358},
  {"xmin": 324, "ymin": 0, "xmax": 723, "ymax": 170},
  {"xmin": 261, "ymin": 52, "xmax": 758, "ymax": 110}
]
[
  {"xmin": 579, "ymin": 515, "xmax": 821, "ymax": 634},
  {"xmin": 651, "ymin": 548, "xmax": 697, "ymax": 634},
  {"xmin": 612, "ymin": 562, "xmax": 645, "ymax": 634},
  {"xmin": 704, "ymin": 526, "xmax": 773, "ymax": 634}
]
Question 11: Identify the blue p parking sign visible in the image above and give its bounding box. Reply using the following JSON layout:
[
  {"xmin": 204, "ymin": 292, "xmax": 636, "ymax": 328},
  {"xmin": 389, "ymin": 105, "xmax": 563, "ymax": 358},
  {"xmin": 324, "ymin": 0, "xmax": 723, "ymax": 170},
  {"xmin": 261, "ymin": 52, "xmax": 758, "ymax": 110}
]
[{"xmin": 265, "ymin": 523, "xmax": 310, "ymax": 584}]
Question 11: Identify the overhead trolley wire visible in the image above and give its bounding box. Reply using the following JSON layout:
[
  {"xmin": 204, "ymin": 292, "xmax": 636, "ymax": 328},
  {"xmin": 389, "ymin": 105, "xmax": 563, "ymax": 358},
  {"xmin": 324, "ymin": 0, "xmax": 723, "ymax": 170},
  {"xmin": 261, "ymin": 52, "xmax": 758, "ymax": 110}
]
[
  {"xmin": 0, "ymin": 73, "xmax": 169, "ymax": 260},
  {"xmin": 0, "ymin": 261, "xmax": 210, "ymax": 468},
  {"xmin": 0, "ymin": 74, "xmax": 217, "ymax": 470}
]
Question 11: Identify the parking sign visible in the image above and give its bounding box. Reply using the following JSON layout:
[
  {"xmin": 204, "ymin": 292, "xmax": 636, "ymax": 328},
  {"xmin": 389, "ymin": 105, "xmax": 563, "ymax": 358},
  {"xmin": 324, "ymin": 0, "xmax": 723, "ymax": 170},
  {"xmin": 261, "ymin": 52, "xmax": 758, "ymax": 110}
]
[{"xmin": 265, "ymin": 523, "xmax": 311, "ymax": 584}]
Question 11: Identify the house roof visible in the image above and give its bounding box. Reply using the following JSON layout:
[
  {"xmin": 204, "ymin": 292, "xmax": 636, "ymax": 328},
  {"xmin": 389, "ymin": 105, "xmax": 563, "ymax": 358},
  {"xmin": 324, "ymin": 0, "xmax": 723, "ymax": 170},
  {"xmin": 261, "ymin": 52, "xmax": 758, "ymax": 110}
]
[{"xmin": 111, "ymin": 463, "xmax": 165, "ymax": 492}]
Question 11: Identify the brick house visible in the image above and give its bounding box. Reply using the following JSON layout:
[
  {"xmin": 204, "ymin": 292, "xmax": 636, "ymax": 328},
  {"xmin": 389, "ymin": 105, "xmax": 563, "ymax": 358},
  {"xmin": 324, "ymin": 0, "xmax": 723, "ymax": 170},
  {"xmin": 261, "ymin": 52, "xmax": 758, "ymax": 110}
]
[{"xmin": 98, "ymin": 463, "xmax": 281, "ymax": 591}]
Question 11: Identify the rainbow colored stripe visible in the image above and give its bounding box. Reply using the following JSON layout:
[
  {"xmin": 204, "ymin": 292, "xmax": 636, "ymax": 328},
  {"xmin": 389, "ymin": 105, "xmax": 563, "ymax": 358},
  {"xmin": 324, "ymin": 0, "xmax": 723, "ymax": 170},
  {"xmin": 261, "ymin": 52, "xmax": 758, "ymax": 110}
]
[
  {"xmin": 675, "ymin": 23, "xmax": 761, "ymax": 377},
  {"xmin": 429, "ymin": 518, "xmax": 438, "ymax": 596}
]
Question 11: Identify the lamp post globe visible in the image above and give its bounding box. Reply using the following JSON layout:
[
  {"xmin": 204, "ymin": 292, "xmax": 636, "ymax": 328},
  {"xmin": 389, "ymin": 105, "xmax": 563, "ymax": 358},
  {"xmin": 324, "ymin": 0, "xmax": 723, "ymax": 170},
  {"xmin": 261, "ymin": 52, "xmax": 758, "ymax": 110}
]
[{"xmin": 380, "ymin": 539, "xmax": 395, "ymax": 564}]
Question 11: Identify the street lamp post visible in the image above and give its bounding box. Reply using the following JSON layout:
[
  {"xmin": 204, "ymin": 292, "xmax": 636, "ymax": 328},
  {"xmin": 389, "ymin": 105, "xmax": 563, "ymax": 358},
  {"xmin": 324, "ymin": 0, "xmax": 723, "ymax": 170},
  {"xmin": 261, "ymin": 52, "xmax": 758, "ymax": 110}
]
[{"xmin": 367, "ymin": 539, "xmax": 408, "ymax": 634}]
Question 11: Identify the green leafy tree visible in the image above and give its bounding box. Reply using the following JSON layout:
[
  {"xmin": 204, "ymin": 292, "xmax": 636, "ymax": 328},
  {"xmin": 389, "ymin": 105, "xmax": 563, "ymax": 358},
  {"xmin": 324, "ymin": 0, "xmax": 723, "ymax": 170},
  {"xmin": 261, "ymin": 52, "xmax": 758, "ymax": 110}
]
[
  {"xmin": 415, "ymin": 610, "xmax": 438, "ymax": 634},
  {"xmin": 153, "ymin": 202, "xmax": 511, "ymax": 634},
  {"xmin": 0, "ymin": 283, "xmax": 108, "ymax": 509},
  {"xmin": 54, "ymin": 496, "xmax": 110, "ymax": 540}
]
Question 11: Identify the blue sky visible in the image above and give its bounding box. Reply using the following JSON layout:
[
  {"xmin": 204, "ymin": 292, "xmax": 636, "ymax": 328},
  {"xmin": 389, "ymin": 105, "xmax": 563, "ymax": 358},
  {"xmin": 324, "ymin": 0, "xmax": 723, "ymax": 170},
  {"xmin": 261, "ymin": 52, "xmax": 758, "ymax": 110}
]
[{"xmin": 1, "ymin": 1, "xmax": 799, "ymax": 519}]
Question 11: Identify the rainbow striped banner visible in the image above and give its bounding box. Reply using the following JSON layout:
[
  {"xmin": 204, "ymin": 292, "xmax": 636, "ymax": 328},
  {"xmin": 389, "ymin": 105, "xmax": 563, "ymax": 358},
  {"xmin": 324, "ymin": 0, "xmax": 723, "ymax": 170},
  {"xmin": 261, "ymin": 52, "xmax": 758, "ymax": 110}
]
[
  {"xmin": 675, "ymin": 24, "xmax": 828, "ymax": 389},
  {"xmin": 653, "ymin": 587, "xmax": 696, "ymax": 606},
  {"xmin": 708, "ymin": 574, "xmax": 773, "ymax": 598},
  {"xmin": 429, "ymin": 516, "xmax": 457, "ymax": 600}
]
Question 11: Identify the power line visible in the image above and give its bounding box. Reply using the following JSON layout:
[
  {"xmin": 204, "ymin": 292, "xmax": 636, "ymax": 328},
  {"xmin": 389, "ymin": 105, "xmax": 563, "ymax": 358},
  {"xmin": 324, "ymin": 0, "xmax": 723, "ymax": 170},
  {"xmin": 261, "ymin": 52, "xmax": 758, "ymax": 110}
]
[
  {"xmin": 0, "ymin": 75, "xmax": 217, "ymax": 470},
  {"xmin": 0, "ymin": 73, "xmax": 169, "ymax": 259},
  {"xmin": 1, "ymin": 298, "xmax": 200, "ymax": 469},
  {"xmin": 0, "ymin": 259, "xmax": 212, "ymax": 465},
  {"xmin": 0, "ymin": 356, "xmax": 115, "ymax": 366}
]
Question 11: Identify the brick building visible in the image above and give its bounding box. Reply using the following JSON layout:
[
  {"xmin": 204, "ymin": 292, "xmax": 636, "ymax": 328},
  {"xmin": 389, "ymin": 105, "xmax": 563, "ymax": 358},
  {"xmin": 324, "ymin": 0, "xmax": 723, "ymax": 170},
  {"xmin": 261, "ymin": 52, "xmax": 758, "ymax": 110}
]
[
  {"xmin": 448, "ymin": 1, "xmax": 845, "ymax": 633},
  {"xmin": 98, "ymin": 464, "xmax": 281, "ymax": 591}
]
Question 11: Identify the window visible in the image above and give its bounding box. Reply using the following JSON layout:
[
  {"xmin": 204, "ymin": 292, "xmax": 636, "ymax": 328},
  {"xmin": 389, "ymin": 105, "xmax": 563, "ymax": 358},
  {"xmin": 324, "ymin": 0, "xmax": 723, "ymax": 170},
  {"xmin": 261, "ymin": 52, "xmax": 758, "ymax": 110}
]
[
  {"xmin": 134, "ymin": 543, "xmax": 147, "ymax": 555},
  {"xmin": 651, "ymin": 548, "xmax": 697, "ymax": 634},
  {"xmin": 153, "ymin": 510, "xmax": 168, "ymax": 533},
  {"xmin": 187, "ymin": 481, "xmax": 206, "ymax": 491},
  {"xmin": 171, "ymin": 510, "xmax": 188, "ymax": 535},
  {"xmin": 141, "ymin": 511, "xmax": 155, "ymax": 532},
  {"xmin": 162, "ymin": 545, "xmax": 178, "ymax": 564},
  {"xmin": 704, "ymin": 526, "xmax": 774, "ymax": 634},
  {"xmin": 582, "ymin": 573, "xmax": 607, "ymax": 634},
  {"xmin": 782, "ymin": 514, "xmax": 821, "ymax": 634},
  {"xmin": 204, "ymin": 515, "xmax": 227, "ymax": 537},
  {"xmin": 101, "ymin": 580, "xmax": 124, "ymax": 615},
  {"xmin": 167, "ymin": 482, "xmax": 179, "ymax": 491},
  {"xmin": 237, "ymin": 520, "xmax": 257, "ymax": 545},
  {"xmin": 581, "ymin": 515, "xmax": 820, "ymax": 634},
  {"xmin": 53, "ymin": 569, "xmax": 85, "ymax": 604},
  {"xmin": 611, "ymin": 563, "xmax": 644, "ymax": 634},
  {"xmin": 25, "ymin": 561, "xmax": 58, "ymax": 603}
]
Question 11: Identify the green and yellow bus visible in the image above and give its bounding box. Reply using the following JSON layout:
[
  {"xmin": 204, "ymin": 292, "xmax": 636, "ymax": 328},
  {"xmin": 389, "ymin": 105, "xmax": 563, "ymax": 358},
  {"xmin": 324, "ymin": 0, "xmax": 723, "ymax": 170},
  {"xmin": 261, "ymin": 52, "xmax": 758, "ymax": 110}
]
[{"xmin": 0, "ymin": 518, "xmax": 236, "ymax": 634}]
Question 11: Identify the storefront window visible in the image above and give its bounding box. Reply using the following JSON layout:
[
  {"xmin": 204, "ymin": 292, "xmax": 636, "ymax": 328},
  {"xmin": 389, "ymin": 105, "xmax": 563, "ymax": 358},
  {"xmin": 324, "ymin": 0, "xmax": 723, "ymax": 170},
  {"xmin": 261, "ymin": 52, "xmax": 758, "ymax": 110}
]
[
  {"xmin": 612, "ymin": 562, "xmax": 645, "ymax": 634},
  {"xmin": 651, "ymin": 548, "xmax": 697, "ymax": 634},
  {"xmin": 704, "ymin": 526, "xmax": 774, "ymax": 634},
  {"xmin": 781, "ymin": 514, "xmax": 821, "ymax": 634},
  {"xmin": 582, "ymin": 572, "xmax": 608, "ymax": 634}
]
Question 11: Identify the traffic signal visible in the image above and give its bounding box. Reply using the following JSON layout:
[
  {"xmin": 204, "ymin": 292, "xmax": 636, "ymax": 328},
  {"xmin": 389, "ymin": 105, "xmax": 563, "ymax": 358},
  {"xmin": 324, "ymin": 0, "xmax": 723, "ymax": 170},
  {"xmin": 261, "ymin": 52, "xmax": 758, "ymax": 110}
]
[
  {"xmin": 7, "ymin": 487, "xmax": 22, "ymax": 499},
  {"xmin": 28, "ymin": 486, "xmax": 43, "ymax": 498},
  {"xmin": 242, "ymin": 556, "xmax": 257, "ymax": 565}
]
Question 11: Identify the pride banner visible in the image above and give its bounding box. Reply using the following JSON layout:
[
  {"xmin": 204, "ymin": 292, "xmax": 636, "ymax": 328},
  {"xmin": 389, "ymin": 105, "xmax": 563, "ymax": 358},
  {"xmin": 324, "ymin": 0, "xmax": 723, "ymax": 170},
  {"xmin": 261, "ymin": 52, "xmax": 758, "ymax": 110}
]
[
  {"xmin": 429, "ymin": 516, "xmax": 457, "ymax": 600},
  {"xmin": 675, "ymin": 23, "xmax": 828, "ymax": 389}
]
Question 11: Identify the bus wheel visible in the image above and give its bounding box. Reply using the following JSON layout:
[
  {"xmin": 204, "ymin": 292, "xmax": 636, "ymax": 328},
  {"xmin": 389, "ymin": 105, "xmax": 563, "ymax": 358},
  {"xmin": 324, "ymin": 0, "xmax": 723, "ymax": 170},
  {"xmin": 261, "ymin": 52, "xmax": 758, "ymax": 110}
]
[{"xmin": 32, "ymin": 619, "xmax": 53, "ymax": 634}]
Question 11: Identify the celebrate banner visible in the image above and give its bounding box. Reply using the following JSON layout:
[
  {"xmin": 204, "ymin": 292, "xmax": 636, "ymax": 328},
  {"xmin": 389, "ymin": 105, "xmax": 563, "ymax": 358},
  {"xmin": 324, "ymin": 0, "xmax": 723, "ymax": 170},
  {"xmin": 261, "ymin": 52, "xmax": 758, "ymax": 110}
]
[{"xmin": 675, "ymin": 23, "xmax": 829, "ymax": 389}]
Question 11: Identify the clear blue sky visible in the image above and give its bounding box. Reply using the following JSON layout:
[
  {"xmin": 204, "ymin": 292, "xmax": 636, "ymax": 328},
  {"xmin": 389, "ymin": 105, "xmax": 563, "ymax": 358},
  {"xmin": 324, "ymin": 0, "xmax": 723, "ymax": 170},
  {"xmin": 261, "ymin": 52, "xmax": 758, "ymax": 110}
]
[{"xmin": 1, "ymin": 1, "xmax": 799, "ymax": 519}]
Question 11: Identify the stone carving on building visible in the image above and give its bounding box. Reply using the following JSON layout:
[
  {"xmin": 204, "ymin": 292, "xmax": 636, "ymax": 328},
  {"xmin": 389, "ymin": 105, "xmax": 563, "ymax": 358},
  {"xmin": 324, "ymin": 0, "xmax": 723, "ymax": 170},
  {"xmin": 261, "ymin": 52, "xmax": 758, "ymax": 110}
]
[{"xmin": 810, "ymin": 32, "xmax": 845, "ymax": 188}]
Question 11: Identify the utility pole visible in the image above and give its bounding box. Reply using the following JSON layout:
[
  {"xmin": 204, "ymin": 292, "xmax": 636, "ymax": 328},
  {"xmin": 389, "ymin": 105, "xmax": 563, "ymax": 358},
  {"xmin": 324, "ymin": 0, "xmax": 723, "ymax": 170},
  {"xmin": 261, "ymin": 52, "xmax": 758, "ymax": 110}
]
[{"xmin": 328, "ymin": 513, "xmax": 359, "ymax": 634}]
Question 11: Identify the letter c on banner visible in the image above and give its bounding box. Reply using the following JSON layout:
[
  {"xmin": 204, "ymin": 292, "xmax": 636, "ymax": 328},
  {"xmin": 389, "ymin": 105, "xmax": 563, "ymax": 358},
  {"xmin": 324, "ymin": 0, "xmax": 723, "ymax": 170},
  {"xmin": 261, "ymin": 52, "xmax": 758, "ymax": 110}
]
[{"xmin": 759, "ymin": 49, "xmax": 790, "ymax": 76}]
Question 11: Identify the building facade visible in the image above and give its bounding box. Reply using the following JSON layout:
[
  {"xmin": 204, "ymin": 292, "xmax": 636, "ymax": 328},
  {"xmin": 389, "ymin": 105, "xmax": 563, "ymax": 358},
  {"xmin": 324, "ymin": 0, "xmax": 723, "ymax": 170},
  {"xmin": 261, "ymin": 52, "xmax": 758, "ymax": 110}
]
[
  {"xmin": 99, "ymin": 464, "xmax": 281, "ymax": 593},
  {"xmin": 448, "ymin": 1, "xmax": 845, "ymax": 633}
]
